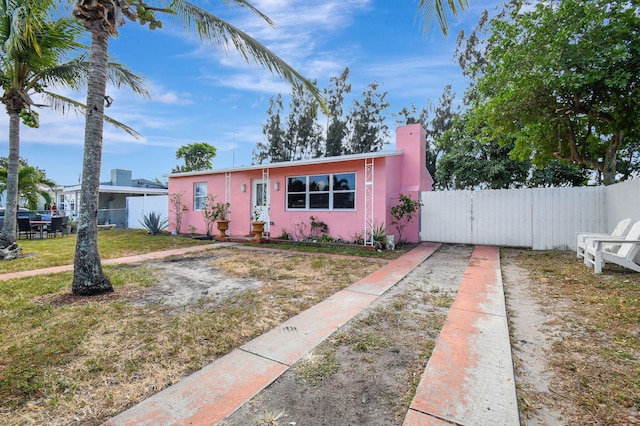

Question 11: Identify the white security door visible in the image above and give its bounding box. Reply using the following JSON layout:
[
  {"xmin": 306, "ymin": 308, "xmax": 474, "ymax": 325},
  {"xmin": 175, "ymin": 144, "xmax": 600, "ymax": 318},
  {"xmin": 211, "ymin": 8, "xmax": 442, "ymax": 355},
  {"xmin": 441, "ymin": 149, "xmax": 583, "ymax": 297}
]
[{"xmin": 251, "ymin": 179, "xmax": 269, "ymax": 232}]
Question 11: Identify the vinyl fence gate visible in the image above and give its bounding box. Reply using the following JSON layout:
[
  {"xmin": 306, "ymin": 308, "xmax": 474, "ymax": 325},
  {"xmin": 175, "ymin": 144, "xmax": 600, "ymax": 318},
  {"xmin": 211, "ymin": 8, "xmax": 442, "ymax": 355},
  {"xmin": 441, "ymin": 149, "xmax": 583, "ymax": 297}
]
[{"xmin": 419, "ymin": 179, "xmax": 640, "ymax": 251}]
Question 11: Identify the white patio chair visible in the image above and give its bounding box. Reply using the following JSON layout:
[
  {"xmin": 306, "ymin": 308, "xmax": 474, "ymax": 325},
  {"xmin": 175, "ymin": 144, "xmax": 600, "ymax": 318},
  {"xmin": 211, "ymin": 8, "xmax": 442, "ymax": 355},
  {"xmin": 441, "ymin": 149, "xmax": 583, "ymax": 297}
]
[
  {"xmin": 576, "ymin": 218, "xmax": 631, "ymax": 262},
  {"xmin": 585, "ymin": 220, "xmax": 640, "ymax": 274}
]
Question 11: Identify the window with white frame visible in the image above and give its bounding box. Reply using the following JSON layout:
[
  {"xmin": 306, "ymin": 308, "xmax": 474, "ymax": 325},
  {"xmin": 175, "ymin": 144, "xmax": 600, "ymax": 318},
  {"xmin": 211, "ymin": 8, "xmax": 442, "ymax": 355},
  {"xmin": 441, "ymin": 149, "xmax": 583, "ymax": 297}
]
[
  {"xmin": 194, "ymin": 182, "xmax": 207, "ymax": 210},
  {"xmin": 287, "ymin": 172, "xmax": 355, "ymax": 210}
]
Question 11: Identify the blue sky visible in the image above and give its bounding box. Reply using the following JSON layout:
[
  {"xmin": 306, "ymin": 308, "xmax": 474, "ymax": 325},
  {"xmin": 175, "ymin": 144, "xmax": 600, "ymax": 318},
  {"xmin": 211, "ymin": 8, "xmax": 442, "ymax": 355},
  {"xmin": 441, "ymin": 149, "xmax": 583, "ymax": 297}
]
[{"xmin": 4, "ymin": 0, "xmax": 500, "ymax": 186}]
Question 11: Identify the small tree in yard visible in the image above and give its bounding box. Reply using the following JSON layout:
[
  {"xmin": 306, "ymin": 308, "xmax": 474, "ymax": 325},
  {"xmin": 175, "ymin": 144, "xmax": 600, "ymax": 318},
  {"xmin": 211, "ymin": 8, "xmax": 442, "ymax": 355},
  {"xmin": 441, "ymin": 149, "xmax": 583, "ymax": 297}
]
[
  {"xmin": 390, "ymin": 194, "xmax": 422, "ymax": 246},
  {"xmin": 169, "ymin": 191, "xmax": 188, "ymax": 234},
  {"xmin": 202, "ymin": 194, "xmax": 220, "ymax": 237}
]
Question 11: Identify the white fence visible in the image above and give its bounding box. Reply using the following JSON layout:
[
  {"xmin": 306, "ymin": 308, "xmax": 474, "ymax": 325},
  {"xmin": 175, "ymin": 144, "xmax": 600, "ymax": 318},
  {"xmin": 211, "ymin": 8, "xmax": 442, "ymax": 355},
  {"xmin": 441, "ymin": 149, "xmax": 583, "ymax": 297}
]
[
  {"xmin": 126, "ymin": 195, "xmax": 169, "ymax": 229},
  {"xmin": 420, "ymin": 179, "xmax": 639, "ymax": 250}
]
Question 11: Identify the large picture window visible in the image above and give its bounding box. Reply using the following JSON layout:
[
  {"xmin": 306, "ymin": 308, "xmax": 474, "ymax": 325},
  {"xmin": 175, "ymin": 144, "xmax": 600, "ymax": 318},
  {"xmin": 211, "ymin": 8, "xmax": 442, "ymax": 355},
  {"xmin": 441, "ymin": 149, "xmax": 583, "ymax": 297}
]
[
  {"xmin": 287, "ymin": 172, "xmax": 355, "ymax": 210},
  {"xmin": 194, "ymin": 183, "xmax": 207, "ymax": 210}
]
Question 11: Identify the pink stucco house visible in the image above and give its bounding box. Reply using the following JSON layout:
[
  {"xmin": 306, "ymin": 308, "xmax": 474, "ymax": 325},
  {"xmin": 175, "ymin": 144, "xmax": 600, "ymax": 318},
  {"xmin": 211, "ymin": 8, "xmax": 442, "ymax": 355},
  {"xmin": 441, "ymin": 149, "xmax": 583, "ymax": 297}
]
[{"xmin": 167, "ymin": 124, "xmax": 432, "ymax": 244}]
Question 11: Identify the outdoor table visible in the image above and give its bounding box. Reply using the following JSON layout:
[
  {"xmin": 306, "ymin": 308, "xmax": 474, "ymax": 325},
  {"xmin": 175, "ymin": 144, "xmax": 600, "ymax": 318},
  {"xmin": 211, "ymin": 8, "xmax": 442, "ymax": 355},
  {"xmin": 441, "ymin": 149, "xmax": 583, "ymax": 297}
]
[{"xmin": 30, "ymin": 220, "xmax": 51, "ymax": 239}]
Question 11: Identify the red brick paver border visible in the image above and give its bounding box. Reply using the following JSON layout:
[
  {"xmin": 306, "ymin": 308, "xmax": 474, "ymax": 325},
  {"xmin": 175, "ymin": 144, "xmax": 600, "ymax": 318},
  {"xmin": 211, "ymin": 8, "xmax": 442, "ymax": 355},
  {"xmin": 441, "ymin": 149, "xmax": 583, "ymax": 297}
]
[{"xmin": 403, "ymin": 245, "xmax": 519, "ymax": 426}]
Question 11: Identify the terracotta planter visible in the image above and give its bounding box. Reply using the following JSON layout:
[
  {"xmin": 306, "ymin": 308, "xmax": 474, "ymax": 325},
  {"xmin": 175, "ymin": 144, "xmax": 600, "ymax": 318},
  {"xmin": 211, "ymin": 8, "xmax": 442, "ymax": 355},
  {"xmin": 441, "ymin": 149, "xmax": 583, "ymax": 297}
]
[
  {"xmin": 215, "ymin": 220, "xmax": 230, "ymax": 238},
  {"xmin": 251, "ymin": 221, "xmax": 266, "ymax": 240}
]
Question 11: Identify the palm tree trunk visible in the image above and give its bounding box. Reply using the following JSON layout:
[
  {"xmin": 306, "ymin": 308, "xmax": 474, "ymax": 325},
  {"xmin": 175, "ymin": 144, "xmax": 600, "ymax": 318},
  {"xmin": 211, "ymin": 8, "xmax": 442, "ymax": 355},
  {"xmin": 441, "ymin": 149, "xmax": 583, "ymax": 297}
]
[
  {"xmin": 72, "ymin": 32, "xmax": 113, "ymax": 295},
  {"xmin": 0, "ymin": 111, "xmax": 21, "ymax": 245}
]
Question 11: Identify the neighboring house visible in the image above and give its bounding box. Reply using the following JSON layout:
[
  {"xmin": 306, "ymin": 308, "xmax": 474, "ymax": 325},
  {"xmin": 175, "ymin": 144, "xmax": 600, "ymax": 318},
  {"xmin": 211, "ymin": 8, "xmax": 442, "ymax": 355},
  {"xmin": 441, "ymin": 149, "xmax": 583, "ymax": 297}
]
[
  {"xmin": 58, "ymin": 169, "xmax": 168, "ymax": 229},
  {"xmin": 167, "ymin": 124, "xmax": 433, "ymax": 243}
]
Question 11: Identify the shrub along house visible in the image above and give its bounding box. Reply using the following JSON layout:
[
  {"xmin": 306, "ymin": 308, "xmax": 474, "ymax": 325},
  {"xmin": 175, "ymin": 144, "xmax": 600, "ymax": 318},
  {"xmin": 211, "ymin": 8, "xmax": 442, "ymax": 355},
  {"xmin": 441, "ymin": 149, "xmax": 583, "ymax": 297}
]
[{"xmin": 167, "ymin": 124, "xmax": 433, "ymax": 244}]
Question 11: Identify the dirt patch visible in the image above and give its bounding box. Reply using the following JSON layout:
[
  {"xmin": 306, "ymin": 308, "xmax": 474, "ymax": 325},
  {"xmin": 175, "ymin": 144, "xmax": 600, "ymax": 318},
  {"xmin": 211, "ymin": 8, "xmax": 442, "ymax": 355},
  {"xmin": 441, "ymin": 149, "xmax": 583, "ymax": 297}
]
[
  {"xmin": 32, "ymin": 252, "xmax": 265, "ymax": 311},
  {"xmin": 130, "ymin": 253, "xmax": 265, "ymax": 310},
  {"xmin": 502, "ymin": 249, "xmax": 569, "ymax": 425}
]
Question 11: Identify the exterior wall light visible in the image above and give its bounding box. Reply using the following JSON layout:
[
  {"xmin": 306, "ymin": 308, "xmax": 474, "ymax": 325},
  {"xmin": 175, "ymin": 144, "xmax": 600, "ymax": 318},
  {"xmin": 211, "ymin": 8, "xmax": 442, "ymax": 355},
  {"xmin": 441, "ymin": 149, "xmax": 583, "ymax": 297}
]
[
  {"xmin": 274, "ymin": 181, "xmax": 280, "ymax": 191},
  {"xmin": 241, "ymin": 184, "xmax": 246, "ymax": 192}
]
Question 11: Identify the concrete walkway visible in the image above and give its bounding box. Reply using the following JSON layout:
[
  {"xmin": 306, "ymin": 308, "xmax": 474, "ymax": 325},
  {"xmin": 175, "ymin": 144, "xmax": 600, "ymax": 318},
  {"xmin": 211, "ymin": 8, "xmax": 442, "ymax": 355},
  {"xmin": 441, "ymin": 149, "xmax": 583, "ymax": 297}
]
[{"xmin": 0, "ymin": 244, "xmax": 224, "ymax": 281}]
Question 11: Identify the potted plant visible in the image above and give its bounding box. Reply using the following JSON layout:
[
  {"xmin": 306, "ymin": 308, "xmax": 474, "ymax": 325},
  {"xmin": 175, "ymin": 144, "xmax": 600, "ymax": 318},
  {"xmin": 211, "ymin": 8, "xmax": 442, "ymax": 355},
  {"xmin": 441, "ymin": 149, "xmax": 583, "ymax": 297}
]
[
  {"xmin": 251, "ymin": 206, "xmax": 266, "ymax": 241},
  {"xmin": 67, "ymin": 217, "xmax": 78, "ymax": 234},
  {"xmin": 213, "ymin": 201, "xmax": 231, "ymax": 238}
]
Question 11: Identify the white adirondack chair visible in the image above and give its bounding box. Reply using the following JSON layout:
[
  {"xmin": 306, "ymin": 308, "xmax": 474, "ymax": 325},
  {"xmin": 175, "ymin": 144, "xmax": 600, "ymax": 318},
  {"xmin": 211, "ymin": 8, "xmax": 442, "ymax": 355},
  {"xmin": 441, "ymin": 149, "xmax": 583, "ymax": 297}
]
[
  {"xmin": 585, "ymin": 220, "xmax": 640, "ymax": 274},
  {"xmin": 576, "ymin": 218, "xmax": 631, "ymax": 263}
]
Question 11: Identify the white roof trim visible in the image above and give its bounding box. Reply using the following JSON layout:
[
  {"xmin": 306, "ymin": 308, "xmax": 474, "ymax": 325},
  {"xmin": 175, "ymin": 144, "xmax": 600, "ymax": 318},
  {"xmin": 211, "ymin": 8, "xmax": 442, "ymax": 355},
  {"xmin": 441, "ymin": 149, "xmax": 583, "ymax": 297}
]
[
  {"xmin": 165, "ymin": 150, "xmax": 405, "ymax": 178},
  {"xmin": 60, "ymin": 185, "xmax": 168, "ymax": 195}
]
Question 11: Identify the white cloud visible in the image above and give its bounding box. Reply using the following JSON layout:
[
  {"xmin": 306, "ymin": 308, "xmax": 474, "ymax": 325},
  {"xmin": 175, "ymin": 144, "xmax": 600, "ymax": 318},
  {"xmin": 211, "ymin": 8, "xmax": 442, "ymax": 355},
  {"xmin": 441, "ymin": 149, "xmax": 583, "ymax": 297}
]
[
  {"xmin": 150, "ymin": 90, "xmax": 193, "ymax": 105},
  {"xmin": 208, "ymin": 72, "xmax": 291, "ymax": 94},
  {"xmin": 144, "ymin": 81, "xmax": 194, "ymax": 105}
]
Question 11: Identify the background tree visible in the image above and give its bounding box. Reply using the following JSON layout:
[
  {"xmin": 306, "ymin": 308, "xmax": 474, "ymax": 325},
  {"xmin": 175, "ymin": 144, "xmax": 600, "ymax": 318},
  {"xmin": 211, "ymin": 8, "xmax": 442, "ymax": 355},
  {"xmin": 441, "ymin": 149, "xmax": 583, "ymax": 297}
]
[
  {"xmin": 0, "ymin": 165, "xmax": 55, "ymax": 210},
  {"xmin": 71, "ymin": 0, "xmax": 326, "ymax": 296},
  {"xmin": 324, "ymin": 67, "xmax": 351, "ymax": 157},
  {"xmin": 426, "ymin": 85, "xmax": 458, "ymax": 186},
  {"xmin": 254, "ymin": 94, "xmax": 288, "ymax": 164},
  {"xmin": 435, "ymin": 113, "xmax": 529, "ymax": 190},
  {"xmin": 528, "ymin": 161, "xmax": 590, "ymax": 188},
  {"xmin": 283, "ymin": 83, "xmax": 324, "ymax": 160},
  {"xmin": 453, "ymin": 8, "xmax": 489, "ymax": 104},
  {"xmin": 436, "ymin": 110, "xmax": 592, "ymax": 189},
  {"xmin": 173, "ymin": 142, "xmax": 217, "ymax": 172},
  {"xmin": 345, "ymin": 81, "xmax": 390, "ymax": 154},
  {"xmin": 396, "ymin": 103, "xmax": 429, "ymax": 128},
  {"xmin": 254, "ymin": 84, "xmax": 324, "ymax": 164},
  {"xmin": 615, "ymin": 138, "xmax": 640, "ymax": 182},
  {"xmin": 472, "ymin": 0, "xmax": 640, "ymax": 185},
  {"xmin": 0, "ymin": 157, "xmax": 31, "ymax": 171},
  {"xmin": 253, "ymin": 0, "xmax": 469, "ymax": 164}
]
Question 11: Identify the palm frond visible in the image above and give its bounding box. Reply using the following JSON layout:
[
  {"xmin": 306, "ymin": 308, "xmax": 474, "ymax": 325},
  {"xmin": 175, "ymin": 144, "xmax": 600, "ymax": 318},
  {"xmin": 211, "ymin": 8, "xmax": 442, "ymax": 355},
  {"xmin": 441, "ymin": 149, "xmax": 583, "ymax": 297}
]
[
  {"xmin": 30, "ymin": 57, "xmax": 88, "ymax": 92},
  {"xmin": 32, "ymin": 56, "xmax": 148, "ymax": 98},
  {"xmin": 41, "ymin": 91, "xmax": 143, "ymax": 139},
  {"xmin": 418, "ymin": 0, "xmax": 469, "ymax": 37},
  {"xmin": 213, "ymin": 0, "xmax": 275, "ymax": 27},
  {"xmin": 105, "ymin": 61, "xmax": 150, "ymax": 98},
  {"xmin": 0, "ymin": 164, "xmax": 55, "ymax": 209}
]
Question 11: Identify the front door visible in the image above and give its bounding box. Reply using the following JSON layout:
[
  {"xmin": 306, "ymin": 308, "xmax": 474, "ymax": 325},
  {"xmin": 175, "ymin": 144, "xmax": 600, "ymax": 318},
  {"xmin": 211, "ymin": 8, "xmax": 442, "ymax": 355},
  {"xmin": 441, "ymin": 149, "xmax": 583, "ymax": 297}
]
[{"xmin": 251, "ymin": 179, "xmax": 269, "ymax": 232}]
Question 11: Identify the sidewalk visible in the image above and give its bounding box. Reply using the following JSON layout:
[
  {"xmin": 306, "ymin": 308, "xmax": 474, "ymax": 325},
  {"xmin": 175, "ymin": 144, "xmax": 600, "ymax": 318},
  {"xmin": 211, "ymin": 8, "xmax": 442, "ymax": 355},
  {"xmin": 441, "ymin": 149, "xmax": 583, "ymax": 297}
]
[{"xmin": 0, "ymin": 244, "xmax": 225, "ymax": 281}]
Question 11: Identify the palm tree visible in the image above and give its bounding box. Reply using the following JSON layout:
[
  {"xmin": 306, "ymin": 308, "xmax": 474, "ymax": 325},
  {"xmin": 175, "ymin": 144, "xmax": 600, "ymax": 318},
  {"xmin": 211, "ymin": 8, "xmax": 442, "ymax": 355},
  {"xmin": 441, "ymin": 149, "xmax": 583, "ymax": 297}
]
[
  {"xmin": 0, "ymin": 165, "xmax": 56, "ymax": 210},
  {"xmin": 418, "ymin": 0, "xmax": 469, "ymax": 37},
  {"xmin": 70, "ymin": 0, "xmax": 330, "ymax": 295},
  {"xmin": 0, "ymin": 0, "xmax": 74, "ymax": 247},
  {"xmin": 0, "ymin": 0, "xmax": 146, "ymax": 252}
]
